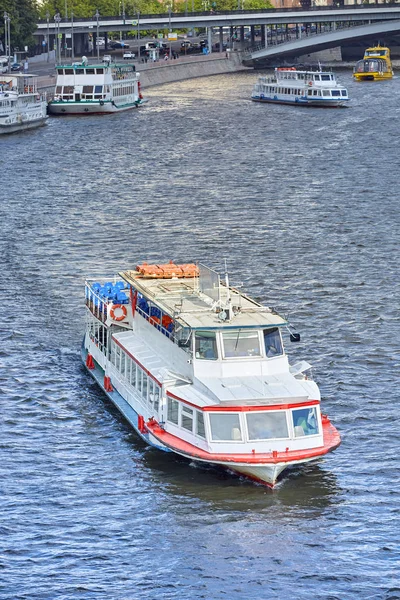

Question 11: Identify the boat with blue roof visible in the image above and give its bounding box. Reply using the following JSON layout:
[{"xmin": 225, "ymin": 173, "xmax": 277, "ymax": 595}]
[{"xmin": 83, "ymin": 261, "xmax": 340, "ymax": 487}]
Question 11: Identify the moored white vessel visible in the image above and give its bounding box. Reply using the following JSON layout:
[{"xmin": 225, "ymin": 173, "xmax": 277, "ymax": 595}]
[
  {"xmin": 83, "ymin": 262, "xmax": 340, "ymax": 487},
  {"xmin": 48, "ymin": 56, "xmax": 143, "ymax": 115},
  {"xmin": 0, "ymin": 74, "xmax": 47, "ymax": 134},
  {"xmin": 251, "ymin": 67, "xmax": 349, "ymax": 108}
]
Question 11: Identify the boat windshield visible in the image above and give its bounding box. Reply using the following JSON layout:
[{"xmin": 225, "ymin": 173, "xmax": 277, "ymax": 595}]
[
  {"xmin": 365, "ymin": 49, "xmax": 387, "ymax": 57},
  {"xmin": 222, "ymin": 330, "xmax": 261, "ymax": 358},
  {"xmin": 263, "ymin": 327, "xmax": 283, "ymax": 358},
  {"xmin": 195, "ymin": 331, "xmax": 218, "ymax": 360},
  {"xmin": 246, "ymin": 411, "xmax": 289, "ymax": 440},
  {"xmin": 292, "ymin": 407, "xmax": 319, "ymax": 437}
]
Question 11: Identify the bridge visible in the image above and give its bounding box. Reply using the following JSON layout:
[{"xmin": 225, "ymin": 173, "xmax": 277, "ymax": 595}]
[
  {"xmin": 34, "ymin": 5, "xmax": 400, "ymax": 62},
  {"xmin": 243, "ymin": 18, "xmax": 400, "ymax": 66}
]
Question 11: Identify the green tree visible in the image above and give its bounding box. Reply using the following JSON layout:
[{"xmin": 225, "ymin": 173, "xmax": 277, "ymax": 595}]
[{"xmin": 1, "ymin": 0, "xmax": 38, "ymax": 51}]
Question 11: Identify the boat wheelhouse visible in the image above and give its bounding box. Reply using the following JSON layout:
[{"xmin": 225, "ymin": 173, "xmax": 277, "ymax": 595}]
[
  {"xmin": 353, "ymin": 45, "xmax": 393, "ymax": 81},
  {"xmin": 48, "ymin": 57, "xmax": 143, "ymax": 115},
  {"xmin": 251, "ymin": 67, "xmax": 349, "ymax": 108},
  {"xmin": 0, "ymin": 74, "xmax": 47, "ymax": 134},
  {"xmin": 83, "ymin": 262, "xmax": 340, "ymax": 487}
]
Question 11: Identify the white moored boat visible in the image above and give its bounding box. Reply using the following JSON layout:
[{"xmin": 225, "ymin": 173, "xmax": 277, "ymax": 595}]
[
  {"xmin": 0, "ymin": 74, "xmax": 47, "ymax": 134},
  {"xmin": 251, "ymin": 67, "xmax": 349, "ymax": 108},
  {"xmin": 83, "ymin": 262, "xmax": 340, "ymax": 487},
  {"xmin": 48, "ymin": 56, "xmax": 143, "ymax": 115}
]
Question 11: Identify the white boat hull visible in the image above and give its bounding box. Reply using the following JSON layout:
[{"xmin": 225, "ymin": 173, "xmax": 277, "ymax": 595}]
[
  {"xmin": 48, "ymin": 99, "xmax": 141, "ymax": 115},
  {"xmin": 0, "ymin": 115, "xmax": 48, "ymax": 134},
  {"xmin": 251, "ymin": 95, "xmax": 347, "ymax": 108}
]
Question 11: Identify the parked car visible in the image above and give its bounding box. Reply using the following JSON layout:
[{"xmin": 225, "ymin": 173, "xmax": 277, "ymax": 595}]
[
  {"xmin": 123, "ymin": 51, "xmax": 135, "ymax": 59},
  {"xmin": 103, "ymin": 55, "xmax": 112, "ymax": 64},
  {"xmin": 11, "ymin": 62, "xmax": 22, "ymax": 72},
  {"xmin": 109, "ymin": 41, "xmax": 129, "ymax": 49}
]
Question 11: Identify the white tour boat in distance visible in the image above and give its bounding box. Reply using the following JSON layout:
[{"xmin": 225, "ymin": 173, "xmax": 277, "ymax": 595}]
[
  {"xmin": 48, "ymin": 56, "xmax": 143, "ymax": 115},
  {"xmin": 83, "ymin": 262, "xmax": 340, "ymax": 487},
  {"xmin": 251, "ymin": 67, "xmax": 349, "ymax": 108},
  {"xmin": 0, "ymin": 74, "xmax": 47, "ymax": 134}
]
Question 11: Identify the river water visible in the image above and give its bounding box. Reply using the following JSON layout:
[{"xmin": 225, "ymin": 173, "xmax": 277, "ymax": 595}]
[{"xmin": 1, "ymin": 69, "xmax": 399, "ymax": 599}]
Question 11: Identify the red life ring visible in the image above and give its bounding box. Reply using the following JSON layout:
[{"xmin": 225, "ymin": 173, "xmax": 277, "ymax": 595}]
[
  {"xmin": 110, "ymin": 304, "xmax": 127, "ymax": 321},
  {"xmin": 308, "ymin": 81, "xmax": 313, "ymax": 86}
]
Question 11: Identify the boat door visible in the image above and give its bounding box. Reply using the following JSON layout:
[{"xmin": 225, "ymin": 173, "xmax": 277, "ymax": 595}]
[{"xmin": 74, "ymin": 85, "xmax": 83, "ymax": 101}]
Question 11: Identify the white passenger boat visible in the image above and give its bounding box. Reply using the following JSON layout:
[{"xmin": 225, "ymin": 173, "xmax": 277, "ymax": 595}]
[
  {"xmin": 48, "ymin": 57, "xmax": 143, "ymax": 115},
  {"xmin": 251, "ymin": 67, "xmax": 349, "ymax": 108},
  {"xmin": 83, "ymin": 262, "xmax": 340, "ymax": 487},
  {"xmin": 0, "ymin": 74, "xmax": 47, "ymax": 134}
]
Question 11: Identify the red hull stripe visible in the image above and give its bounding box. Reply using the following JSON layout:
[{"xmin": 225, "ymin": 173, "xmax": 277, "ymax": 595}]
[
  {"xmin": 146, "ymin": 418, "xmax": 341, "ymax": 465},
  {"xmin": 112, "ymin": 337, "xmax": 162, "ymax": 387},
  {"xmin": 166, "ymin": 389, "xmax": 319, "ymax": 412}
]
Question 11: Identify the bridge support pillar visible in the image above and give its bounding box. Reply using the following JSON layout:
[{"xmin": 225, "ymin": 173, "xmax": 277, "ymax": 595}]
[
  {"xmin": 208, "ymin": 27, "xmax": 212, "ymax": 53},
  {"xmin": 240, "ymin": 25, "xmax": 245, "ymax": 44},
  {"xmin": 230, "ymin": 26, "xmax": 234, "ymax": 49},
  {"xmin": 73, "ymin": 32, "xmax": 86, "ymax": 57},
  {"xmin": 261, "ymin": 25, "xmax": 266, "ymax": 48},
  {"xmin": 250, "ymin": 25, "xmax": 255, "ymax": 47},
  {"xmin": 219, "ymin": 26, "xmax": 223, "ymax": 53}
]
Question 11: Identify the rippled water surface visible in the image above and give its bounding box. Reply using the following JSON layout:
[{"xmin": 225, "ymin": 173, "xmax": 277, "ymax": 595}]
[{"xmin": 1, "ymin": 70, "xmax": 400, "ymax": 600}]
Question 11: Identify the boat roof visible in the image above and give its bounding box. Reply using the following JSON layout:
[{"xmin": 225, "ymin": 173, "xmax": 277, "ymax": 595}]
[
  {"xmin": 56, "ymin": 63, "xmax": 133, "ymax": 69},
  {"xmin": 114, "ymin": 330, "xmax": 309, "ymax": 407},
  {"xmin": 119, "ymin": 263, "xmax": 287, "ymax": 331}
]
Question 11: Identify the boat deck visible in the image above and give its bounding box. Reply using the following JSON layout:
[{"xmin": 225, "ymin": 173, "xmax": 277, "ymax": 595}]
[{"xmin": 120, "ymin": 267, "xmax": 286, "ymax": 331}]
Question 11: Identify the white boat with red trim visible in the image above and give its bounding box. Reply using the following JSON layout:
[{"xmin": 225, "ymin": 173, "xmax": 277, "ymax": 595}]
[
  {"xmin": 251, "ymin": 67, "xmax": 349, "ymax": 108},
  {"xmin": 83, "ymin": 262, "xmax": 340, "ymax": 487}
]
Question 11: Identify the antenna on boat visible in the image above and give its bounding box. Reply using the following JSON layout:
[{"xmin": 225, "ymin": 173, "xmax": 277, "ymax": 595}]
[{"xmin": 224, "ymin": 258, "xmax": 232, "ymax": 321}]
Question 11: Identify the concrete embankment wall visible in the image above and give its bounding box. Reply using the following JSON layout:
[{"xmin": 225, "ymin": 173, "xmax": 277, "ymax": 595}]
[{"xmin": 139, "ymin": 53, "xmax": 248, "ymax": 88}]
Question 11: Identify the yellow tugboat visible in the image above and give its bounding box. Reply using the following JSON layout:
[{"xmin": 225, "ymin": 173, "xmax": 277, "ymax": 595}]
[{"xmin": 353, "ymin": 45, "xmax": 393, "ymax": 81}]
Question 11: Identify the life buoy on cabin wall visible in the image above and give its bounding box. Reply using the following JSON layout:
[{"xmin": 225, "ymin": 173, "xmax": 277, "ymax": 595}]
[
  {"xmin": 308, "ymin": 81, "xmax": 313, "ymax": 86},
  {"xmin": 110, "ymin": 304, "xmax": 127, "ymax": 321}
]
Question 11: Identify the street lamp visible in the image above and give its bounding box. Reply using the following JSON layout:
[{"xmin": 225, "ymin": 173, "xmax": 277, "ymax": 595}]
[
  {"xmin": 71, "ymin": 11, "xmax": 74, "ymax": 61},
  {"xmin": 168, "ymin": 4, "xmax": 172, "ymax": 60},
  {"xmin": 54, "ymin": 12, "xmax": 61, "ymax": 64},
  {"xmin": 95, "ymin": 9, "xmax": 100, "ymax": 61},
  {"xmin": 46, "ymin": 11, "xmax": 50, "ymax": 62},
  {"xmin": 137, "ymin": 12, "xmax": 140, "ymax": 61},
  {"xmin": 3, "ymin": 11, "xmax": 11, "ymax": 70}
]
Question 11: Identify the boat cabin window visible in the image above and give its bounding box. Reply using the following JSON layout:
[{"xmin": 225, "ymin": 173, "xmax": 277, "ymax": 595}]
[
  {"xmin": 167, "ymin": 398, "xmax": 179, "ymax": 425},
  {"xmin": 96, "ymin": 68, "xmax": 104, "ymax": 74},
  {"xmin": 196, "ymin": 411, "xmax": 206, "ymax": 438},
  {"xmin": 86, "ymin": 68, "xmax": 95, "ymax": 74},
  {"xmin": 181, "ymin": 405, "xmax": 193, "ymax": 432},
  {"xmin": 292, "ymin": 407, "xmax": 319, "ymax": 437},
  {"xmin": 341, "ymin": 90, "xmax": 347, "ymax": 96},
  {"xmin": 321, "ymin": 74, "xmax": 331, "ymax": 81},
  {"xmin": 331, "ymin": 90, "xmax": 340, "ymax": 97},
  {"xmin": 263, "ymin": 327, "xmax": 283, "ymax": 358},
  {"xmin": 95, "ymin": 85, "xmax": 103, "ymax": 93},
  {"xmin": 314, "ymin": 74, "xmax": 320, "ymax": 81},
  {"xmin": 64, "ymin": 68, "xmax": 73, "ymax": 75},
  {"xmin": 247, "ymin": 411, "xmax": 288, "ymax": 440},
  {"xmin": 83, "ymin": 86, "xmax": 93, "ymax": 94},
  {"xmin": 195, "ymin": 331, "xmax": 218, "ymax": 360},
  {"xmin": 222, "ymin": 330, "xmax": 261, "ymax": 358},
  {"xmin": 323, "ymin": 90, "xmax": 330, "ymax": 97},
  {"xmin": 209, "ymin": 413, "xmax": 242, "ymax": 441}
]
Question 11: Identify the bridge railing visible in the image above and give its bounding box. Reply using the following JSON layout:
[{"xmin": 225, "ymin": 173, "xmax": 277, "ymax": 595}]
[
  {"xmin": 36, "ymin": 3, "xmax": 400, "ymax": 25},
  {"xmin": 243, "ymin": 18, "xmax": 374, "ymax": 59}
]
